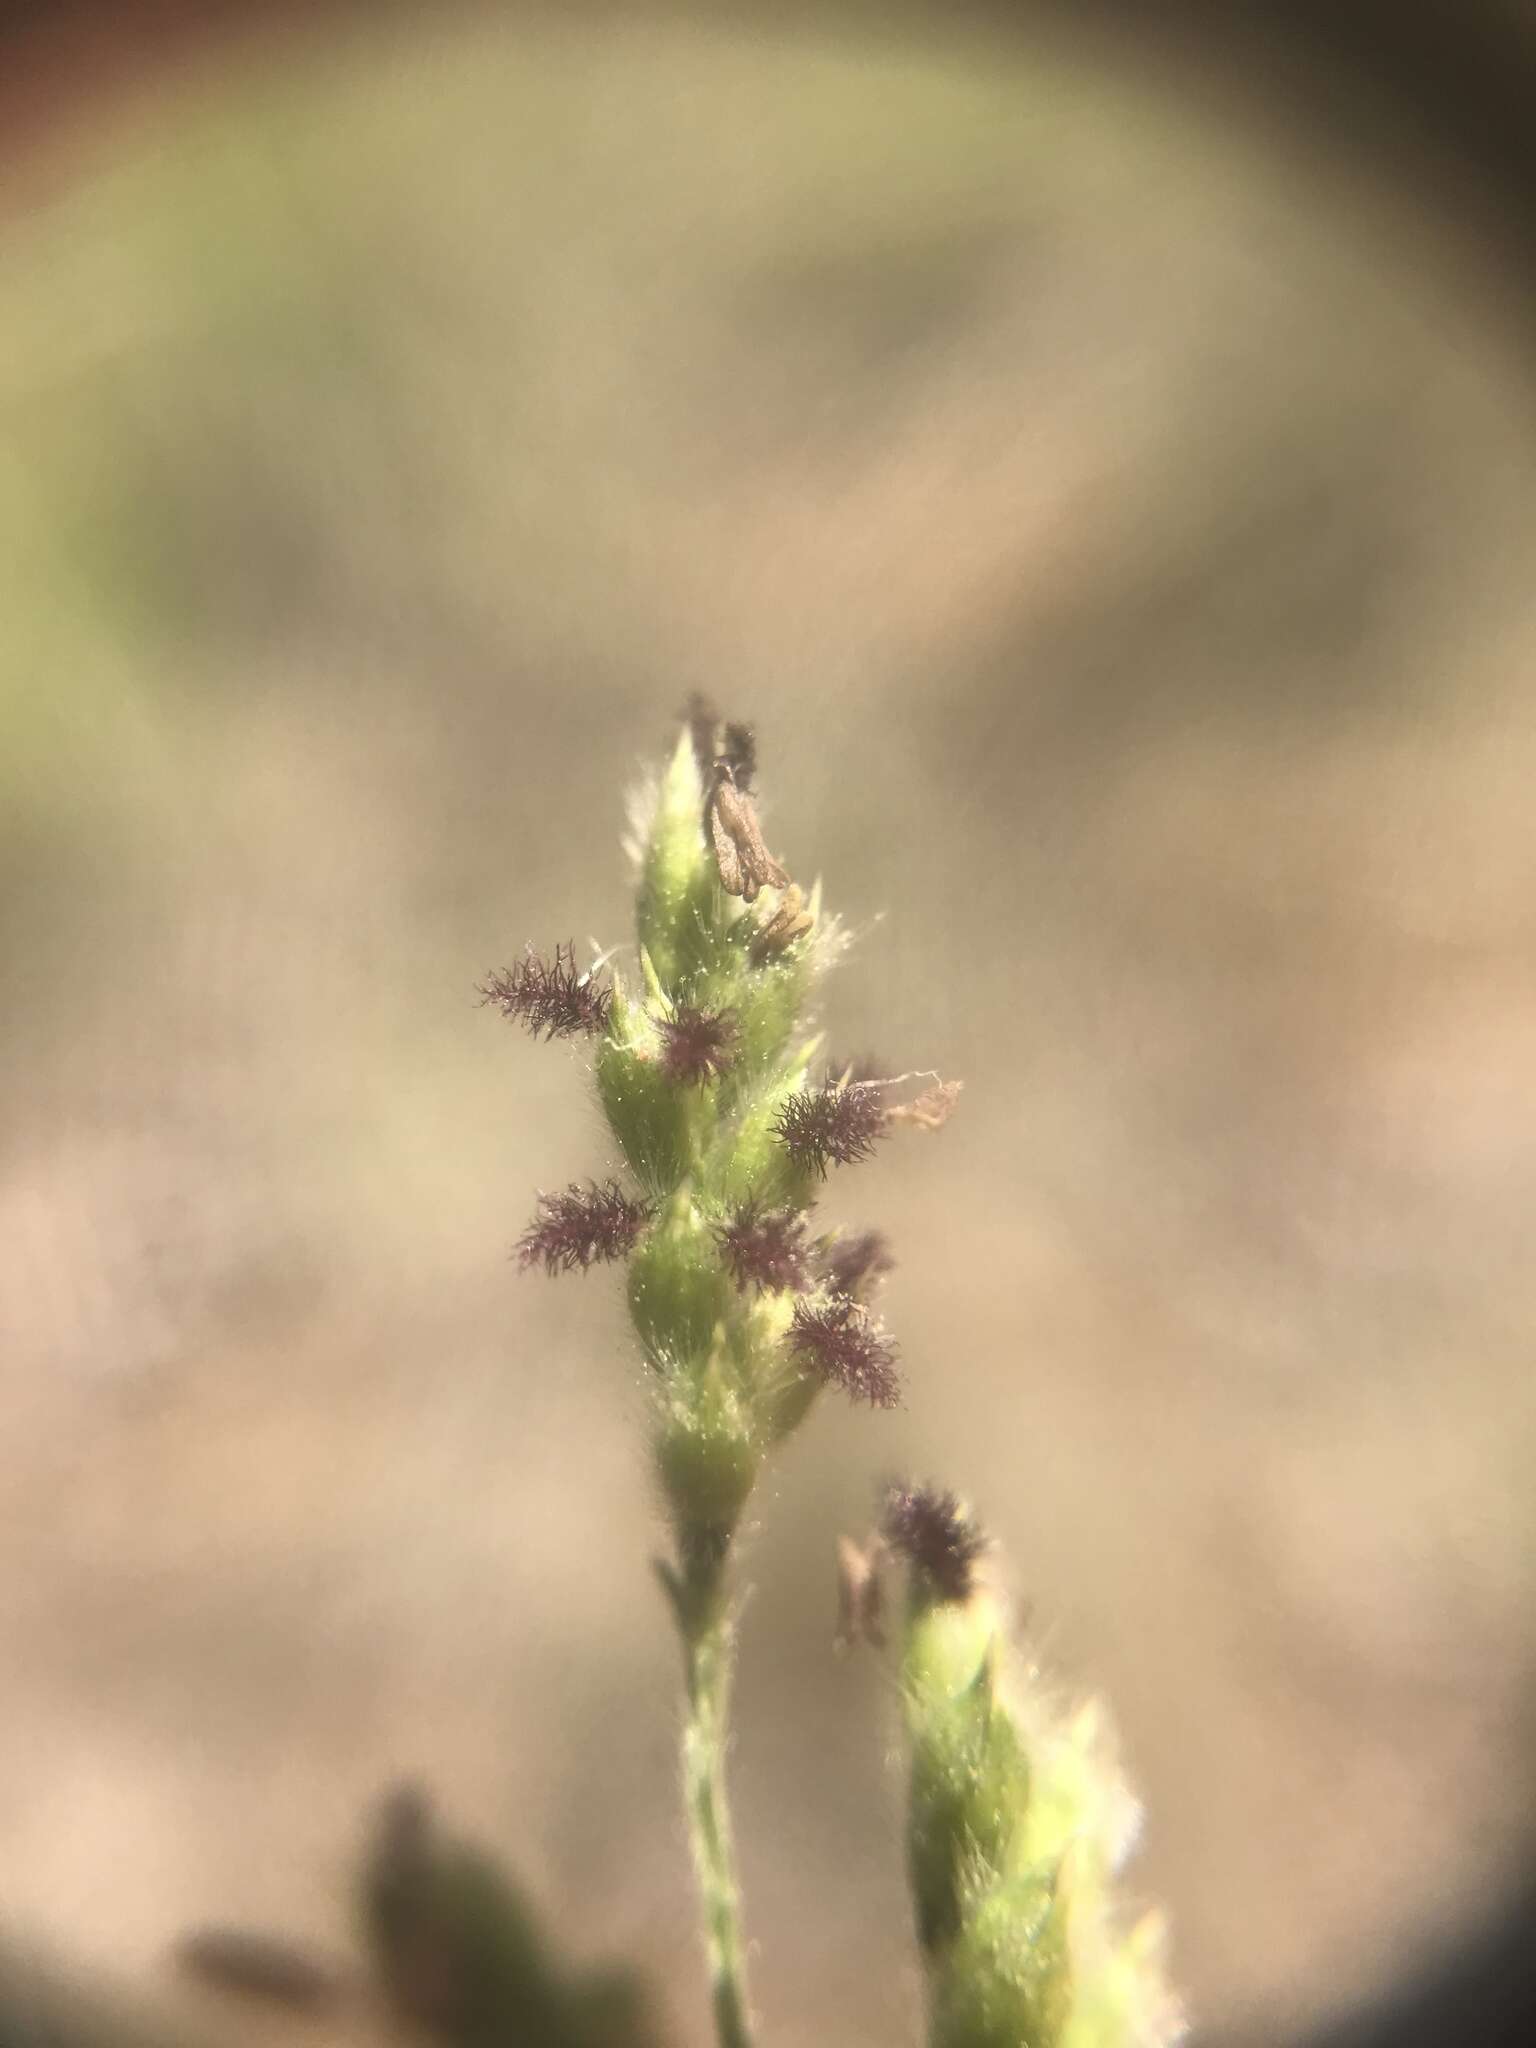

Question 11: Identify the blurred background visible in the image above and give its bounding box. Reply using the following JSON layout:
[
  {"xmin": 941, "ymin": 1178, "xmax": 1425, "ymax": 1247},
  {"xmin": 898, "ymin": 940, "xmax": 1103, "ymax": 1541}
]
[{"xmin": 3, "ymin": 3, "xmax": 1536, "ymax": 2044}]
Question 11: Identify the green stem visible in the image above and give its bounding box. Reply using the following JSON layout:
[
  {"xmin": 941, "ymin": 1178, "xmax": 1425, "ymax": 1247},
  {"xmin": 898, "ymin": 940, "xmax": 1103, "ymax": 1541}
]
[{"xmin": 673, "ymin": 1545, "xmax": 754, "ymax": 2048}]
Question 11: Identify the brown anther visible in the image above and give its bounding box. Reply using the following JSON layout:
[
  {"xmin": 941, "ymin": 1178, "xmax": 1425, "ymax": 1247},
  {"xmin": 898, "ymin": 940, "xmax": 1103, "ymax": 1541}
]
[
  {"xmin": 750, "ymin": 881, "xmax": 815, "ymax": 961},
  {"xmin": 705, "ymin": 763, "xmax": 790, "ymax": 903}
]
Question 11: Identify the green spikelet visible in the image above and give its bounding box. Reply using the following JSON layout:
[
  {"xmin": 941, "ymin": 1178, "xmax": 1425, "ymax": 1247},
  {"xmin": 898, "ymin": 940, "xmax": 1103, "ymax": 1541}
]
[
  {"xmin": 887, "ymin": 1489, "xmax": 1183, "ymax": 2048},
  {"xmin": 616, "ymin": 746, "xmax": 832, "ymax": 1548}
]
